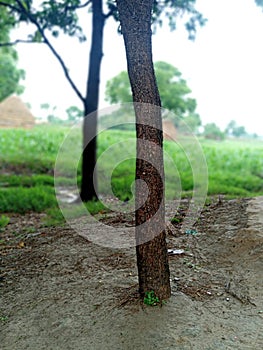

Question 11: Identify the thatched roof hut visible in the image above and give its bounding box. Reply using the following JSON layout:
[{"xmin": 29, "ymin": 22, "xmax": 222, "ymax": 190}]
[
  {"xmin": 163, "ymin": 119, "xmax": 176, "ymax": 141},
  {"xmin": 0, "ymin": 95, "xmax": 35, "ymax": 128}
]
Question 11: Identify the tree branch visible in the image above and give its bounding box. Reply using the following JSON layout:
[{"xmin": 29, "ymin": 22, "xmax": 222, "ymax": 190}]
[
  {"xmin": 0, "ymin": 1, "xmax": 20, "ymax": 12},
  {"xmin": 104, "ymin": 8, "xmax": 115, "ymax": 19},
  {"xmin": 0, "ymin": 39, "xmax": 37, "ymax": 46},
  {"xmin": 6, "ymin": 0, "xmax": 85, "ymax": 103},
  {"xmin": 66, "ymin": 0, "xmax": 92, "ymax": 10},
  {"xmin": 40, "ymin": 35, "xmax": 85, "ymax": 103}
]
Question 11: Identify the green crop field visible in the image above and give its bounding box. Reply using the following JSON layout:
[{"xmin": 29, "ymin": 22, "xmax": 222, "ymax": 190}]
[{"xmin": 0, "ymin": 125, "xmax": 262, "ymax": 218}]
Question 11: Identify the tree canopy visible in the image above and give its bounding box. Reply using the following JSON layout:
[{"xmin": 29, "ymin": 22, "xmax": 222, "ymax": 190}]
[
  {"xmin": 0, "ymin": 1, "xmax": 206, "ymax": 103},
  {"xmin": 203, "ymin": 122, "xmax": 225, "ymax": 141},
  {"xmin": 0, "ymin": 52, "xmax": 24, "ymax": 101},
  {"xmin": 105, "ymin": 61, "xmax": 201, "ymax": 131},
  {"xmin": 0, "ymin": 1, "xmax": 205, "ymax": 42},
  {"xmin": 0, "ymin": 5, "xmax": 14, "ymax": 44},
  {"xmin": 66, "ymin": 105, "xmax": 82, "ymax": 122},
  {"xmin": 225, "ymin": 120, "xmax": 247, "ymax": 137},
  {"xmin": 255, "ymin": 0, "xmax": 263, "ymax": 8},
  {"xmin": 0, "ymin": 6, "xmax": 24, "ymax": 102}
]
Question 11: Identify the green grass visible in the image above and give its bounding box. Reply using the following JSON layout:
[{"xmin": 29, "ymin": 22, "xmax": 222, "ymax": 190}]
[
  {"xmin": 0, "ymin": 125, "xmax": 262, "ymax": 218},
  {"xmin": 44, "ymin": 200, "xmax": 109, "ymax": 226},
  {"xmin": 0, "ymin": 186, "xmax": 57, "ymax": 213},
  {"xmin": 200, "ymin": 139, "xmax": 263, "ymax": 197},
  {"xmin": 0, "ymin": 125, "xmax": 68, "ymax": 173},
  {"xmin": 0, "ymin": 174, "xmax": 77, "ymax": 187},
  {"xmin": 0, "ymin": 214, "xmax": 9, "ymax": 229}
]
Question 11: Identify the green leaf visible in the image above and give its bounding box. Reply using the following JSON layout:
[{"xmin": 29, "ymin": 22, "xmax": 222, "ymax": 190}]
[
  {"xmin": 52, "ymin": 30, "xmax": 59, "ymax": 38},
  {"xmin": 32, "ymin": 30, "xmax": 43, "ymax": 43}
]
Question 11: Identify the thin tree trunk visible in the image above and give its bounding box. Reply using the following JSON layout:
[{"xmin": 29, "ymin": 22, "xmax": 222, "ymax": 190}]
[
  {"xmin": 116, "ymin": 0, "xmax": 171, "ymax": 300},
  {"xmin": 80, "ymin": 0, "xmax": 105, "ymax": 201}
]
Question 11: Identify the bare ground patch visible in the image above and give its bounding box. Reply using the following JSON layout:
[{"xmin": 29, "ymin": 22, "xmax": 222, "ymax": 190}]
[{"xmin": 0, "ymin": 197, "xmax": 262, "ymax": 349}]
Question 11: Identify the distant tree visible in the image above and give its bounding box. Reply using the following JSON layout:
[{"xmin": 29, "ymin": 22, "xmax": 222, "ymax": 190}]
[
  {"xmin": 153, "ymin": 61, "xmax": 197, "ymax": 122},
  {"xmin": 178, "ymin": 113, "xmax": 201, "ymax": 133},
  {"xmin": 232, "ymin": 125, "xmax": 247, "ymax": 137},
  {"xmin": 40, "ymin": 103, "xmax": 61, "ymax": 123},
  {"xmin": 40, "ymin": 103, "xmax": 50, "ymax": 111},
  {"xmin": 105, "ymin": 71, "xmax": 132, "ymax": 104},
  {"xmin": 0, "ymin": 52, "xmax": 24, "ymax": 101},
  {"xmin": 0, "ymin": 6, "xmax": 24, "ymax": 102},
  {"xmin": 66, "ymin": 106, "xmax": 83, "ymax": 122},
  {"xmin": 225, "ymin": 120, "xmax": 247, "ymax": 137},
  {"xmin": 0, "ymin": 5, "xmax": 14, "ymax": 44},
  {"xmin": 106, "ymin": 61, "xmax": 201, "ymax": 131},
  {"xmin": 225, "ymin": 119, "xmax": 237, "ymax": 135},
  {"xmin": 47, "ymin": 114, "xmax": 63, "ymax": 124},
  {"xmin": 203, "ymin": 123, "xmax": 225, "ymax": 140}
]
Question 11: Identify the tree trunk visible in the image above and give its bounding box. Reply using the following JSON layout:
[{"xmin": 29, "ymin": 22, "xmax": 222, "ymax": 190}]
[
  {"xmin": 80, "ymin": 0, "xmax": 105, "ymax": 201},
  {"xmin": 116, "ymin": 0, "xmax": 171, "ymax": 300}
]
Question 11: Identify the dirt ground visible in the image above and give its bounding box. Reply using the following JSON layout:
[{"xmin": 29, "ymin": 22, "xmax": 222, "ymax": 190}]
[{"xmin": 0, "ymin": 197, "xmax": 262, "ymax": 350}]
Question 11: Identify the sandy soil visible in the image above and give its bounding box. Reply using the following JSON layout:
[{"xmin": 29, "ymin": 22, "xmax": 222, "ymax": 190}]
[{"xmin": 0, "ymin": 197, "xmax": 262, "ymax": 350}]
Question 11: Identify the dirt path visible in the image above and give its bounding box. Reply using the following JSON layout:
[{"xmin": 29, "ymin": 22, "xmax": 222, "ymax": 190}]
[{"xmin": 0, "ymin": 197, "xmax": 262, "ymax": 349}]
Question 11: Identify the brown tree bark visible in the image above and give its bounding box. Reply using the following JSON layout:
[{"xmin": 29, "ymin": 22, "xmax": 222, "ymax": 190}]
[{"xmin": 116, "ymin": 0, "xmax": 171, "ymax": 300}]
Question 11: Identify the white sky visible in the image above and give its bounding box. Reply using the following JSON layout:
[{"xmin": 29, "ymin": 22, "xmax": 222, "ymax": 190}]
[{"xmin": 12, "ymin": 0, "xmax": 263, "ymax": 135}]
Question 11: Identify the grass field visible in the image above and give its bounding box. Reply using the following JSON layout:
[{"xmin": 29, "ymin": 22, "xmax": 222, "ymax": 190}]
[{"xmin": 0, "ymin": 125, "xmax": 262, "ymax": 217}]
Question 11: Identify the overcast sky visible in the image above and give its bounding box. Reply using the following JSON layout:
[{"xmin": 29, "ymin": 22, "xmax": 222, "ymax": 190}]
[{"xmin": 13, "ymin": 0, "xmax": 263, "ymax": 135}]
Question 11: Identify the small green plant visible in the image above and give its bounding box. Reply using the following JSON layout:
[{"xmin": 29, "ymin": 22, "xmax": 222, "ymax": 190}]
[
  {"xmin": 0, "ymin": 215, "xmax": 9, "ymax": 229},
  {"xmin": 143, "ymin": 291, "xmax": 160, "ymax": 306},
  {"xmin": 171, "ymin": 216, "xmax": 183, "ymax": 224},
  {"xmin": 0, "ymin": 315, "xmax": 8, "ymax": 322},
  {"xmin": 43, "ymin": 208, "xmax": 65, "ymax": 227}
]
